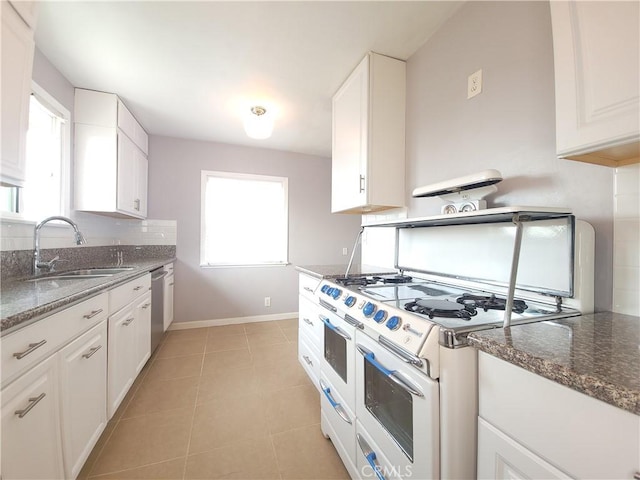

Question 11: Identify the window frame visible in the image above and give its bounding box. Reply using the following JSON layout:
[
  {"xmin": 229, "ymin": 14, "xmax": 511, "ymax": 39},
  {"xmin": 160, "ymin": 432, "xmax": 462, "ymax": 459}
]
[
  {"xmin": 199, "ymin": 170, "xmax": 289, "ymax": 268},
  {"xmin": 0, "ymin": 81, "xmax": 71, "ymax": 222}
]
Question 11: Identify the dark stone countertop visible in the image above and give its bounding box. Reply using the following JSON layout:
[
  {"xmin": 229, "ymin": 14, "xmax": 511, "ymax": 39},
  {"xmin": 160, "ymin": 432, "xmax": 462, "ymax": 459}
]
[
  {"xmin": 1, "ymin": 257, "xmax": 175, "ymax": 336},
  {"xmin": 468, "ymin": 312, "xmax": 640, "ymax": 415},
  {"xmin": 295, "ymin": 264, "xmax": 396, "ymax": 279}
]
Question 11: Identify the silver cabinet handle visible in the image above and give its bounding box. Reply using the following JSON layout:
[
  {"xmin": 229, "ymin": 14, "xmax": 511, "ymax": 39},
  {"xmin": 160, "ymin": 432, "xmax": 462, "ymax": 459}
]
[
  {"xmin": 319, "ymin": 379, "xmax": 352, "ymax": 425},
  {"xmin": 302, "ymin": 355, "xmax": 313, "ymax": 366},
  {"xmin": 141, "ymin": 303, "xmax": 151, "ymax": 309},
  {"xmin": 15, "ymin": 393, "xmax": 46, "ymax": 418},
  {"xmin": 122, "ymin": 317, "xmax": 135, "ymax": 326},
  {"xmin": 359, "ymin": 175, "xmax": 365, "ymax": 193},
  {"xmin": 169, "ymin": 282, "xmax": 174, "ymax": 286},
  {"xmin": 134, "ymin": 199, "xmax": 140, "ymax": 211},
  {"xmin": 303, "ymin": 286, "xmax": 314, "ymax": 293},
  {"xmin": 303, "ymin": 317, "xmax": 314, "ymax": 327},
  {"xmin": 83, "ymin": 309, "xmax": 103, "ymax": 319},
  {"xmin": 133, "ymin": 286, "xmax": 143, "ymax": 291},
  {"xmin": 82, "ymin": 345, "xmax": 102, "ymax": 359},
  {"xmin": 13, "ymin": 340, "xmax": 47, "ymax": 359}
]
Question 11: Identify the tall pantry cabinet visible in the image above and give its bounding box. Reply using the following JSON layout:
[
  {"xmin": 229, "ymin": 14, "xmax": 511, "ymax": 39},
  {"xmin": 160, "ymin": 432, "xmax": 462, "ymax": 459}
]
[{"xmin": 74, "ymin": 89, "xmax": 149, "ymax": 218}]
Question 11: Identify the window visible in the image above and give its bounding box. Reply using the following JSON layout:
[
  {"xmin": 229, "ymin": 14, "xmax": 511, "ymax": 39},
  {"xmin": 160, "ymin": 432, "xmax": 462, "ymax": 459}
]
[
  {"xmin": 201, "ymin": 171, "xmax": 288, "ymax": 266},
  {"xmin": 1, "ymin": 82, "xmax": 70, "ymax": 220}
]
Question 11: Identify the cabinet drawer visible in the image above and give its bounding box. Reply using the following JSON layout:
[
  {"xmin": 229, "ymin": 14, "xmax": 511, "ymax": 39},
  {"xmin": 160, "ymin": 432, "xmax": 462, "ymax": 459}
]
[
  {"xmin": 298, "ymin": 330, "xmax": 320, "ymax": 391},
  {"xmin": 299, "ymin": 273, "xmax": 320, "ymax": 301},
  {"xmin": 1, "ymin": 293, "xmax": 108, "ymax": 388},
  {"xmin": 109, "ymin": 274, "xmax": 151, "ymax": 314},
  {"xmin": 298, "ymin": 295, "xmax": 323, "ymax": 346}
]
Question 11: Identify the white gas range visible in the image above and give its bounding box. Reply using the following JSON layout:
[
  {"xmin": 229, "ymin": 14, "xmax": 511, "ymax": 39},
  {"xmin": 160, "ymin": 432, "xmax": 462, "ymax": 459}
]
[{"xmin": 315, "ymin": 211, "xmax": 595, "ymax": 480}]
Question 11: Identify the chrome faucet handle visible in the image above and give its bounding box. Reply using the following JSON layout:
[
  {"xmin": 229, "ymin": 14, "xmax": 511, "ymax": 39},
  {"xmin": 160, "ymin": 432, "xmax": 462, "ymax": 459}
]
[{"xmin": 36, "ymin": 255, "xmax": 62, "ymax": 272}]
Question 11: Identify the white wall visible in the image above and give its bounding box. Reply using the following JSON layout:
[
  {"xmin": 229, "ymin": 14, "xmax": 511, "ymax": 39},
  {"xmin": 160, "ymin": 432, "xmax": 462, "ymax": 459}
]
[
  {"xmin": 1, "ymin": 49, "xmax": 177, "ymax": 252},
  {"xmin": 147, "ymin": 135, "xmax": 361, "ymax": 324},
  {"xmin": 613, "ymin": 164, "xmax": 640, "ymax": 316},
  {"xmin": 363, "ymin": 1, "xmax": 615, "ymax": 311}
]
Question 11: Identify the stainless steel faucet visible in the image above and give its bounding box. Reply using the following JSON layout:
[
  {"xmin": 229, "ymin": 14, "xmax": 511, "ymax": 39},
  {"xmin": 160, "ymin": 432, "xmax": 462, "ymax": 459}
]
[{"xmin": 34, "ymin": 216, "xmax": 87, "ymax": 274}]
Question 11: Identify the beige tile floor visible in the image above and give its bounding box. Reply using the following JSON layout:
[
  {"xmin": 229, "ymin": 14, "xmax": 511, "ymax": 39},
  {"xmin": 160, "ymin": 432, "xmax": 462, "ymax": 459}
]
[{"xmin": 79, "ymin": 319, "xmax": 350, "ymax": 480}]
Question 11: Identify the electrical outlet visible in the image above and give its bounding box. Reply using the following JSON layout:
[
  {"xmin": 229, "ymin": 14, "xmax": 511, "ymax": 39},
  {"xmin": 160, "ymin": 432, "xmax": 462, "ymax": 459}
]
[
  {"xmin": 467, "ymin": 69, "xmax": 483, "ymax": 99},
  {"xmin": 264, "ymin": 297, "xmax": 271, "ymax": 307},
  {"xmin": 342, "ymin": 247, "xmax": 348, "ymax": 256}
]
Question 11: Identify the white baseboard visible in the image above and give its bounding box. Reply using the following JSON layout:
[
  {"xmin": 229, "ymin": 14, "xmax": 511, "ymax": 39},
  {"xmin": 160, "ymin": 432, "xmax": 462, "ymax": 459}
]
[{"xmin": 167, "ymin": 311, "xmax": 299, "ymax": 331}]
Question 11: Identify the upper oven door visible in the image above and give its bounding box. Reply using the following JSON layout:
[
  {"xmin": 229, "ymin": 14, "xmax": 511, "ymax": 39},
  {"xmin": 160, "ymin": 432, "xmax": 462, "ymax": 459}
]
[
  {"xmin": 355, "ymin": 330, "xmax": 439, "ymax": 480},
  {"xmin": 318, "ymin": 305, "xmax": 356, "ymax": 411}
]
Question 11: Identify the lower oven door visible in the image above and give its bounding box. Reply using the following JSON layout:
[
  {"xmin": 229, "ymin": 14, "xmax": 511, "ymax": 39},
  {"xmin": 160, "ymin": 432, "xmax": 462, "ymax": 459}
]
[
  {"xmin": 319, "ymin": 307, "xmax": 356, "ymax": 410},
  {"xmin": 355, "ymin": 331, "xmax": 439, "ymax": 480}
]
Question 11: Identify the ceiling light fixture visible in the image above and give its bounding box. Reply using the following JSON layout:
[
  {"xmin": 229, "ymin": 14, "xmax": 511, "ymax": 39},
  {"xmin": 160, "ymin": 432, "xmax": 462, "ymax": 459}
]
[{"xmin": 243, "ymin": 105, "xmax": 273, "ymax": 139}]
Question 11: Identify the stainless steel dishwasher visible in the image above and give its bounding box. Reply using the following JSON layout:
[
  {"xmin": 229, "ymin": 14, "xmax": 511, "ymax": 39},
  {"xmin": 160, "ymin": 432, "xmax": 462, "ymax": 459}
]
[{"xmin": 151, "ymin": 267, "xmax": 168, "ymax": 353}]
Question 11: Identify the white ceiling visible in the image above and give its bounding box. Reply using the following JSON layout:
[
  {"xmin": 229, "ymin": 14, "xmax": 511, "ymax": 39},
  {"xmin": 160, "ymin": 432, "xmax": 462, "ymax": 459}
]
[{"xmin": 35, "ymin": 1, "xmax": 463, "ymax": 158}]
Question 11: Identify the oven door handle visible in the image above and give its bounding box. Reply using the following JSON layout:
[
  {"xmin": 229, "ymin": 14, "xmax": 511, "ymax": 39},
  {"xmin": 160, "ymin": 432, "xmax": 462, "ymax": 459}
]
[
  {"xmin": 356, "ymin": 433, "xmax": 386, "ymax": 480},
  {"xmin": 319, "ymin": 315, "xmax": 352, "ymax": 341},
  {"xmin": 356, "ymin": 344, "xmax": 424, "ymax": 398},
  {"xmin": 319, "ymin": 379, "xmax": 352, "ymax": 425}
]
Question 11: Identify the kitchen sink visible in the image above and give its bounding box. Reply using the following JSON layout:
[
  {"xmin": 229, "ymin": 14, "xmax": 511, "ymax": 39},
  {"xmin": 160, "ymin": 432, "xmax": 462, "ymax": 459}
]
[{"xmin": 24, "ymin": 267, "xmax": 135, "ymax": 282}]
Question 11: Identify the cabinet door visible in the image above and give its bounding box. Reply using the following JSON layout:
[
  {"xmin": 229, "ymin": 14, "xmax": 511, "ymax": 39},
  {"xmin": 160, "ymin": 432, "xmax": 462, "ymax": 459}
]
[
  {"xmin": 163, "ymin": 272, "xmax": 174, "ymax": 331},
  {"xmin": 134, "ymin": 291, "xmax": 152, "ymax": 375},
  {"xmin": 107, "ymin": 306, "xmax": 136, "ymax": 418},
  {"xmin": 551, "ymin": 1, "xmax": 640, "ymax": 158},
  {"xmin": 58, "ymin": 321, "xmax": 108, "ymax": 479},
  {"xmin": 331, "ymin": 55, "xmax": 368, "ymax": 213},
  {"xmin": 477, "ymin": 418, "xmax": 569, "ymax": 479},
  {"xmin": 116, "ymin": 132, "xmax": 137, "ymax": 216},
  {"xmin": 134, "ymin": 149, "xmax": 148, "ymax": 218},
  {"xmin": 1, "ymin": 1, "xmax": 34, "ymax": 187},
  {"xmin": 1, "ymin": 355, "xmax": 65, "ymax": 480}
]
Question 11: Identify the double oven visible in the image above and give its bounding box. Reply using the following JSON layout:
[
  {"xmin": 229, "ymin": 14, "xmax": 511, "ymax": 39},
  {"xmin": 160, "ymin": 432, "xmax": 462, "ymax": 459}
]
[{"xmin": 312, "ymin": 212, "xmax": 595, "ymax": 480}]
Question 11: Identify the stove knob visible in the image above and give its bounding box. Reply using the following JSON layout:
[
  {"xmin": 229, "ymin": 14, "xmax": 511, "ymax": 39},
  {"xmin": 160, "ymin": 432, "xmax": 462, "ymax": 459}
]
[
  {"xmin": 344, "ymin": 296, "xmax": 356, "ymax": 308},
  {"xmin": 386, "ymin": 316, "xmax": 402, "ymax": 331},
  {"xmin": 373, "ymin": 310, "xmax": 387, "ymax": 323},
  {"xmin": 324, "ymin": 287, "xmax": 333, "ymax": 297},
  {"xmin": 363, "ymin": 302, "xmax": 377, "ymax": 317},
  {"xmin": 320, "ymin": 285, "xmax": 329, "ymax": 294},
  {"xmin": 331, "ymin": 288, "xmax": 342, "ymax": 299}
]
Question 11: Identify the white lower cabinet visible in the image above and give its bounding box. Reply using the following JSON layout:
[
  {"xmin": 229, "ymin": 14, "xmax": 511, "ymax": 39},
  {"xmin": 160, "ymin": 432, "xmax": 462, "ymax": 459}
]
[
  {"xmin": 1, "ymin": 354, "xmax": 65, "ymax": 480},
  {"xmin": 478, "ymin": 352, "xmax": 640, "ymax": 480},
  {"xmin": 163, "ymin": 263, "xmax": 174, "ymax": 331},
  {"xmin": 58, "ymin": 321, "xmax": 108, "ymax": 479},
  {"xmin": 134, "ymin": 291, "xmax": 152, "ymax": 374},
  {"xmin": 477, "ymin": 418, "xmax": 569, "ymax": 479},
  {"xmin": 107, "ymin": 275, "xmax": 151, "ymax": 418}
]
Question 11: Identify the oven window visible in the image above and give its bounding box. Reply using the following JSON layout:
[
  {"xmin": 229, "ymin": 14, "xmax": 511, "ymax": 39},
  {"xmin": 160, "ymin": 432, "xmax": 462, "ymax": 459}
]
[
  {"xmin": 324, "ymin": 325, "xmax": 347, "ymax": 383},
  {"xmin": 364, "ymin": 359, "xmax": 413, "ymax": 461}
]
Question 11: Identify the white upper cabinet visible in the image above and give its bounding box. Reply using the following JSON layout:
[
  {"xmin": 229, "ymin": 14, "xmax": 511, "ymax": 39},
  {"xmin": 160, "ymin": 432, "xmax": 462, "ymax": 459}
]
[
  {"xmin": 1, "ymin": 0, "xmax": 35, "ymax": 187},
  {"xmin": 74, "ymin": 89, "xmax": 149, "ymax": 218},
  {"xmin": 331, "ymin": 52, "xmax": 406, "ymax": 214},
  {"xmin": 551, "ymin": 1, "xmax": 640, "ymax": 167}
]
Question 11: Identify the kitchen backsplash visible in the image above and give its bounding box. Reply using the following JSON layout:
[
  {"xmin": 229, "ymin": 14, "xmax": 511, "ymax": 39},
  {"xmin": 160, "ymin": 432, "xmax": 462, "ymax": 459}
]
[
  {"xmin": 0, "ymin": 216, "xmax": 177, "ymax": 251},
  {"xmin": 612, "ymin": 163, "xmax": 640, "ymax": 316}
]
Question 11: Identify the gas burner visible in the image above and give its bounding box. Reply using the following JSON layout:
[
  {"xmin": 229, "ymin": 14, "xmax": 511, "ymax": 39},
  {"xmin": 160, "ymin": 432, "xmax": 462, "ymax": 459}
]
[
  {"xmin": 404, "ymin": 298, "xmax": 477, "ymax": 320},
  {"xmin": 334, "ymin": 276, "xmax": 376, "ymax": 287},
  {"xmin": 456, "ymin": 293, "xmax": 528, "ymax": 314},
  {"xmin": 372, "ymin": 274, "xmax": 413, "ymax": 284}
]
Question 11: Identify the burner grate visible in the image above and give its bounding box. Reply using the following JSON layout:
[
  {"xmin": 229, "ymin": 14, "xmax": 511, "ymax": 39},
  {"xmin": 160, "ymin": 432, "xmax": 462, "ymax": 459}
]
[
  {"xmin": 456, "ymin": 293, "xmax": 528, "ymax": 314},
  {"xmin": 404, "ymin": 298, "xmax": 477, "ymax": 320},
  {"xmin": 372, "ymin": 275, "xmax": 413, "ymax": 284},
  {"xmin": 334, "ymin": 276, "xmax": 376, "ymax": 287}
]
